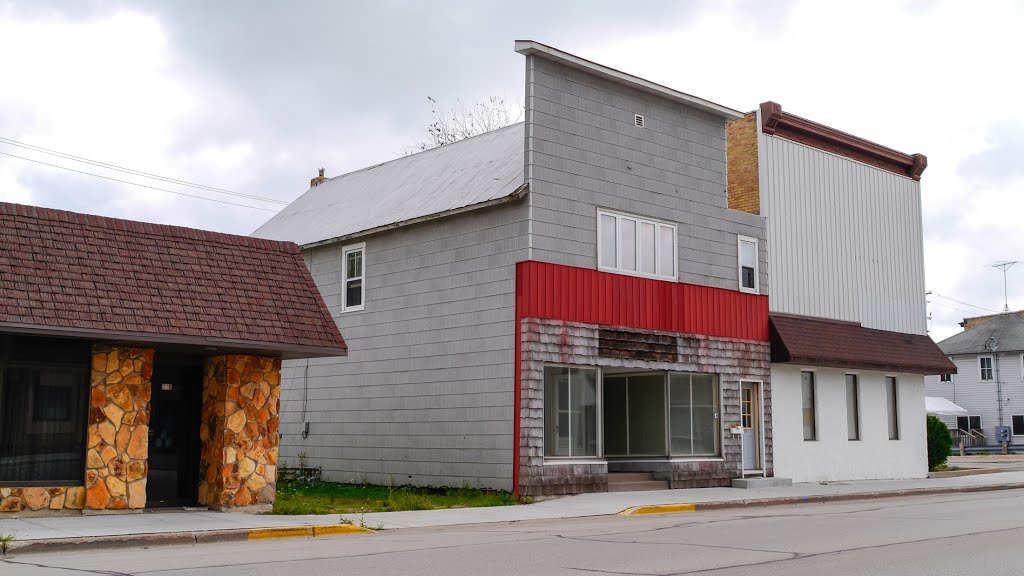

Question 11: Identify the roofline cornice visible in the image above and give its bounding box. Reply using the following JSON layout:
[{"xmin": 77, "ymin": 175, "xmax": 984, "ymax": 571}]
[{"xmin": 758, "ymin": 101, "xmax": 927, "ymax": 181}]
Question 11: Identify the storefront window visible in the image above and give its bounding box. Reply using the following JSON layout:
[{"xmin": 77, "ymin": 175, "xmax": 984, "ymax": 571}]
[
  {"xmin": 0, "ymin": 335, "xmax": 90, "ymax": 485},
  {"xmin": 669, "ymin": 373, "xmax": 720, "ymax": 456},
  {"xmin": 544, "ymin": 366, "xmax": 599, "ymax": 457}
]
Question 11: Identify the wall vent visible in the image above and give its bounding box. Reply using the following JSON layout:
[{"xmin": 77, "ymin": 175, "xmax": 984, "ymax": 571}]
[{"xmin": 634, "ymin": 113, "xmax": 645, "ymax": 128}]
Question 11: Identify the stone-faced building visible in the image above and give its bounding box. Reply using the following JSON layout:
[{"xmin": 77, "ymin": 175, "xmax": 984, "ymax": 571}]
[{"xmin": 0, "ymin": 202, "xmax": 345, "ymax": 515}]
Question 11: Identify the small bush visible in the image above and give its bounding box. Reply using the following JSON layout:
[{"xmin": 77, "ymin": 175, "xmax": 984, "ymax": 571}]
[{"xmin": 927, "ymin": 415, "xmax": 954, "ymax": 471}]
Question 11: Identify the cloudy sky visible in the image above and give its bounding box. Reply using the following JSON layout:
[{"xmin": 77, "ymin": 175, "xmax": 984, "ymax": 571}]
[{"xmin": 1, "ymin": 0, "xmax": 1021, "ymax": 340}]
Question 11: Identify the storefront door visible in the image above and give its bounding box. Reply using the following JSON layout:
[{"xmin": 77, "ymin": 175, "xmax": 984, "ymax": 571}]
[
  {"xmin": 741, "ymin": 381, "xmax": 762, "ymax": 472},
  {"xmin": 147, "ymin": 355, "xmax": 203, "ymax": 507}
]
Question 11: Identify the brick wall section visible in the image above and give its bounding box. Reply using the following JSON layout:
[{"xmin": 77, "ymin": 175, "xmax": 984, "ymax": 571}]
[
  {"xmin": 85, "ymin": 345, "xmax": 154, "ymax": 510},
  {"xmin": 519, "ymin": 318, "xmax": 771, "ymax": 496},
  {"xmin": 198, "ymin": 355, "xmax": 281, "ymax": 510},
  {"xmin": 726, "ymin": 112, "xmax": 760, "ymax": 215}
]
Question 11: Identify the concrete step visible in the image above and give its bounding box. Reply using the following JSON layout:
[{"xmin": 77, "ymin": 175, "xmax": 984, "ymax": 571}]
[
  {"xmin": 732, "ymin": 477, "xmax": 792, "ymax": 489},
  {"xmin": 608, "ymin": 480, "xmax": 670, "ymax": 492},
  {"xmin": 607, "ymin": 472, "xmax": 654, "ymax": 483}
]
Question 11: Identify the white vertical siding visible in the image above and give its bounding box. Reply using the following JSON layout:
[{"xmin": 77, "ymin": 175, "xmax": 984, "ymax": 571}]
[{"xmin": 760, "ymin": 135, "xmax": 928, "ymax": 335}]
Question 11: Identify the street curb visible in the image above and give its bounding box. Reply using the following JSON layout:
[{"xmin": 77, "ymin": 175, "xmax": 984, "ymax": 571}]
[
  {"xmin": 6, "ymin": 523, "xmax": 373, "ymax": 556},
  {"xmin": 618, "ymin": 482, "xmax": 1024, "ymax": 516}
]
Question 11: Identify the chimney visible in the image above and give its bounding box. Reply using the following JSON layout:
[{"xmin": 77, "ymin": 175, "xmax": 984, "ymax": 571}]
[{"xmin": 310, "ymin": 167, "xmax": 327, "ymax": 187}]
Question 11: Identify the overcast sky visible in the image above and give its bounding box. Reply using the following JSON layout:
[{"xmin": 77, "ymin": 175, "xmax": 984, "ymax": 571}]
[{"xmin": 1, "ymin": 0, "xmax": 1022, "ymax": 340}]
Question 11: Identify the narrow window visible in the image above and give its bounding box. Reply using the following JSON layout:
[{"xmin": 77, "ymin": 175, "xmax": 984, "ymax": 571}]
[
  {"xmin": 979, "ymin": 356, "xmax": 993, "ymax": 381},
  {"xmin": 801, "ymin": 371, "xmax": 817, "ymax": 441},
  {"xmin": 886, "ymin": 376, "xmax": 899, "ymax": 440},
  {"xmin": 342, "ymin": 243, "xmax": 365, "ymax": 312},
  {"xmin": 544, "ymin": 366, "xmax": 599, "ymax": 458},
  {"xmin": 1013, "ymin": 415, "xmax": 1024, "ymax": 436},
  {"xmin": 939, "ymin": 373, "xmax": 952, "ymax": 382},
  {"xmin": 597, "ymin": 210, "xmax": 677, "ymax": 280},
  {"xmin": 846, "ymin": 374, "xmax": 860, "ymax": 441},
  {"xmin": 737, "ymin": 236, "xmax": 758, "ymax": 293}
]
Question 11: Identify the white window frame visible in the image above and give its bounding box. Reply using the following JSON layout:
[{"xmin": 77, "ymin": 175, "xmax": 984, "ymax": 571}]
[
  {"xmin": 939, "ymin": 373, "xmax": 953, "ymax": 382},
  {"xmin": 979, "ymin": 355, "xmax": 994, "ymax": 381},
  {"xmin": 957, "ymin": 415, "xmax": 982, "ymax": 432},
  {"xmin": 597, "ymin": 209, "xmax": 677, "ymax": 281},
  {"xmin": 737, "ymin": 235, "xmax": 759, "ymax": 294},
  {"xmin": 1013, "ymin": 415, "xmax": 1024, "ymax": 437},
  {"xmin": 341, "ymin": 242, "xmax": 366, "ymax": 313},
  {"xmin": 542, "ymin": 363, "xmax": 604, "ymax": 461},
  {"xmin": 1021, "ymin": 354, "xmax": 1024, "ymax": 380}
]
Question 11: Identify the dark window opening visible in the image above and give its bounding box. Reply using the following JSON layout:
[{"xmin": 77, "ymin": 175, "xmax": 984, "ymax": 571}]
[{"xmin": 0, "ymin": 335, "xmax": 90, "ymax": 485}]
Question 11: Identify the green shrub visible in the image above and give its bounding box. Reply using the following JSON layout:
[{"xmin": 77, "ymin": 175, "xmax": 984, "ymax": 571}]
[{"xmin": 927, "ymin": 415, "xmax": 954, "ymax": 471}]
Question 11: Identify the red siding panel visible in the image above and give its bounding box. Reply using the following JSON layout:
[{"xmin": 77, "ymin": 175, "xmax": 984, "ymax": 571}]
[{"xmin": 515, "ymin": 261, "xmax": 769, "ymax": 341}]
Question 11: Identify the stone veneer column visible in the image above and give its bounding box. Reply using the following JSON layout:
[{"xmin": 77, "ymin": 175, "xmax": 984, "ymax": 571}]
[
  {"xmin": 86, "ymin": 345, "xmax": 154, "ymax": 511},
  {"xmin": 198, "ymin": 355, "xmax": 281, "ymax": 510}
]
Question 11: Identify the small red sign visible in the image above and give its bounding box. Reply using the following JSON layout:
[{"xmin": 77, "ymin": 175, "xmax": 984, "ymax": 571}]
[{"xmin": 161, "ymin": 383, "xmax": 173, "ymax": 391}]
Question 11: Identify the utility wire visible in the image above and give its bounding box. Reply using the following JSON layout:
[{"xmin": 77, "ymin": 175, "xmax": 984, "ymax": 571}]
[
  {"xmin": 930, "ymin": 293, "xmax": 998, "ymax": 313},
  {"xmin": 0, "ymin": 136, "xmax": 288, "ymax": 205},
  {"xmin": 0, "ymin": 150, "xmax": 277, "ymax": 212},
  {"xmin": 929, "ymin": 300, "xmax": 976, "ymax": 315}
]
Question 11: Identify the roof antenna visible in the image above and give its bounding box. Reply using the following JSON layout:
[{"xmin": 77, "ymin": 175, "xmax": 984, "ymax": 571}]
[{"xmin": 992, "ymin": 261, "xmax": 1019, "ymax": 313}]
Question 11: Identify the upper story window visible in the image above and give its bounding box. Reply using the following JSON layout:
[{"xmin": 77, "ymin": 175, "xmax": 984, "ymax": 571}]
[
  {"xmin": 979, "ymin": 355, "xmax": 994, "ymax": 381},
  {"xmin": 737, "ymin": 236, "xmax": 759, "ymax": 294},
  {"xmin": 598, "ymin": 209, "xmax": 676, "ymax": 280},
  {"xmin": 342, "ymin": 242, "xmax": 365, "ymax": 312}
]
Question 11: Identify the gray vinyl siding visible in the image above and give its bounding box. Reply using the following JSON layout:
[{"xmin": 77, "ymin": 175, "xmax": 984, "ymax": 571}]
[
  {"xmin": 524, "ymin": 55, "xmax": 767, "ymax": 292},
  {"xmin": 760, "ymin": 132, "xmax": 927, "ymax": 335},
  {"xmin": 925, "ymin": 353, "xmax": 1024, "ymax": 442},
  {"xmin": 279, "ymin": 201, "xmax": 528, "ymax": 490}
]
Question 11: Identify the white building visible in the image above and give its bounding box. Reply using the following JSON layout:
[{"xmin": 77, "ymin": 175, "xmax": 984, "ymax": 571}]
[
  {"xmin": 925, "ymin": 312, "xmax": 1024, "ymax": 447},
  {"xmin": 726, "ymin": 102, "xmax": 954, "ymax": 483}
]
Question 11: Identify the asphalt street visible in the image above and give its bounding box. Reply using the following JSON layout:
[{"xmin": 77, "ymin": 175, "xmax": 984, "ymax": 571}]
[{"xmin": 5, "ymin": 490, "xmax": 1024, "ymax": 575}]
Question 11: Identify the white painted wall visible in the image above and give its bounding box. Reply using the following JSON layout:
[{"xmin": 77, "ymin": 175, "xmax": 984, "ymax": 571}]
[
  {"xmin": 772, "ymin": 364, "xmax": 928, "ymax": 482},
  {"xmin": 759, "ymin": 130, "xmax": 928, "ymax": 335}
]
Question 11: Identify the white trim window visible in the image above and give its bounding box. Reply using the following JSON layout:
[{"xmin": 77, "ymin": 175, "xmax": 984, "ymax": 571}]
[
  {"xmin": 1013, "ymin": 415, "xmax": 1024, "ymax": 436},
  {"xmin": 1021, "ymin": 354, "xmax": 1024, "ymax": 380},
  {"xmin": 598, "ymin": 209, "xmax": 677, "ymax": 280},
  {"xmin": 886, "ymin": 376, "xmax": 899, "ymax": 440},
  {"xmin": 341, "ymin": 242, "xmax": 365, "ymax": 312},
  {"xmin": 979, "ymin": 355, "xmax": 994, "ymax": 381},
  {"xmin": 737, "ymin": 236, "xmax": 759, "ymax": 294},
  {"xmin": 939, "ymin": 373, "xmax": 953, "ymax": 382}
]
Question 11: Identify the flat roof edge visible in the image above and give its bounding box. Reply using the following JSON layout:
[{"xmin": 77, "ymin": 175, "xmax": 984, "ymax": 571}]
[{"xmin": 515, "ymin": 40, "xmax": 742, "ymax": 120}]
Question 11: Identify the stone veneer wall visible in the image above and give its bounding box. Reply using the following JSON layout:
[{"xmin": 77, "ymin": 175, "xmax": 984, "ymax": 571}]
[
  {"xmin": 0, "ymin": 345, "xmax": 153, "ymax": 515},
  {"xmin": 198, "ymin": 355, "xmax": 281, "ymax": 510},
  {"xmin": 86, "ymin": 346, "xmax": 154, "ymax": 510},
  {"xmin": 519, "ymin": 318, "xmax": 772, "ymax": 497}
]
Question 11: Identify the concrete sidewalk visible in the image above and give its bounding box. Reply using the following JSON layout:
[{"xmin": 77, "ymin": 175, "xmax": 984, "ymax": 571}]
[{"xmin": 4, "ymin": 470, "xmax": 1024, "ymax": 551}]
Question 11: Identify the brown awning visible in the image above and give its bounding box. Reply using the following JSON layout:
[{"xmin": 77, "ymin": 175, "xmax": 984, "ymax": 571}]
[{"xmin": 770, "ymin": 314, "xmax": 955, "ymax": 375}]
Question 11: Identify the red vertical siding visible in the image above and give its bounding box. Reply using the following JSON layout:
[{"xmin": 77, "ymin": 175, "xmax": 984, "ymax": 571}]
[{"xmin": 515, "ymin": 260, "xmax": 769, "ymax": 341}]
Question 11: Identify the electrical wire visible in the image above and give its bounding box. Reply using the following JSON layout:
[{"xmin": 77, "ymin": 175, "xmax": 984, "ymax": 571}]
[
  {"xmin": 0, "ymin": 150, "xmax": 278, "ymax": 212},
  {"xmin": 0, "ymin": 136, "xmax": 288, "ymax": 205},
  {"xmin": 930, "ymin": 293, "xmax": 998, "ymax": 313},
  {"xmin": 929, "ymin": 300, "xmax": 976, "ymax": 315}
]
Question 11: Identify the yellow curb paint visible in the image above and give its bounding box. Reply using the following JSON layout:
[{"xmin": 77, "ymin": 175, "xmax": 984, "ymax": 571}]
[
  {"xmin": 247, "ymin": 526, "xmax": 314, "ymax": 540},
  {"xmin": 313, "ymin": 524, "xmax": 374, "ymax": 536},
  {"xmin": 620, "ymin": 503, "xmax": 696, "ymax": 516}
]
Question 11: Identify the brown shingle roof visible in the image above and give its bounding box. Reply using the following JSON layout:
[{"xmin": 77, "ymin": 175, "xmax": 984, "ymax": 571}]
[
  {"xmin": 0, "ymin": 202, "xmax": 346, "ymax": 357},
  {"xmin": 770, "ymin": 313, "xmax": 955, "ymax": 375}
]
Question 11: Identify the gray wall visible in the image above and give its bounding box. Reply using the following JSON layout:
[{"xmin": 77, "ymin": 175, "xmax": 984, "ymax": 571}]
[
  {"xmin": 925, "ymin": 352, "xmax": 1024, "ymax": 442},
  {"xmin": 759, "ymin": 130, "xmax": 928, "ymax": 335},
  {"xmin": 523, "ymin": 55, "xmax": 767, "ymax": 292},
  {"xmin": 278, "ymin": 201, "xmax": 528, "ymax": 490}
]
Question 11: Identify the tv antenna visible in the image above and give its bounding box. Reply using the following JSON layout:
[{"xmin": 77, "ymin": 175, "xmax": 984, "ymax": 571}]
[{"xmin": 992, "ymin": 261, "xmax": 1019, "ymax": 312}]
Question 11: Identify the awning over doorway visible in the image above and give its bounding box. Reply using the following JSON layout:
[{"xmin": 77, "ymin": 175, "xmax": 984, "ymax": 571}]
[
  {"xmin": 769, "ymin": 313, "xmax": 956, "ymax": 375},
  {"xmin": 926, "ymin": 396, "xmax": 968, "ymax": 416}
]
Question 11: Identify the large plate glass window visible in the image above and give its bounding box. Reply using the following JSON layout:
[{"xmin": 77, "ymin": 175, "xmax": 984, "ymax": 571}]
[
  {"xmin": 342, "ymin": 242, "xmax": 365, "ymax": 312},
  {"xmin": 597, "ymin": 210, "xmax": 676, "ymax": 280},
  {"xmin": 737, "ymin": 236, "xmax": 759, "ymax": 293},
  {"xmin": 544, "ymin": 366, "xmax": 599, "ymax": 458},
  {"xmin": 0, "ymin": 335, "xmax": 90, "ymax": 485},
  {"xmin": 668, "ymin": 373, "xmax": 719, "ymax": 456}
]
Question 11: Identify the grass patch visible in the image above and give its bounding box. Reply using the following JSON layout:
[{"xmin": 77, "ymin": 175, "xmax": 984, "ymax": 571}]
[{"xmin": 272, "ymin": 481, "xmax": 532, "ymax": 515}]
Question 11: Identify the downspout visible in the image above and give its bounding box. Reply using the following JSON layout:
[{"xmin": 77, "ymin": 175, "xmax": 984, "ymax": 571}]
[{"xmin": 996, "ymin": 354, "xmax": 1004, "ymax": 427}]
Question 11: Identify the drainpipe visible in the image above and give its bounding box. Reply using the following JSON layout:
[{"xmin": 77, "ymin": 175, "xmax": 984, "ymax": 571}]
[{"xmin": 996, "ymin": 354, "xmax": 1004, "ymax": 428}]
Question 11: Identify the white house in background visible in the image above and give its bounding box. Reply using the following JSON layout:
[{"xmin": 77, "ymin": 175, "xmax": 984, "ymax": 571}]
[
  {"xmin": 925, "ymin": 312, "xmax": 1024, "ymax": 447},
  {"xmin": 726, "ymin": 102, "xmax": 955, "ymax": 483}
]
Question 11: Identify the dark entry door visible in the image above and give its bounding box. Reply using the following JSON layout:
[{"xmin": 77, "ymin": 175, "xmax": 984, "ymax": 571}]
[{"xmin": 147, "ymin": 355, "xmax": 203, "ymax": 507}]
